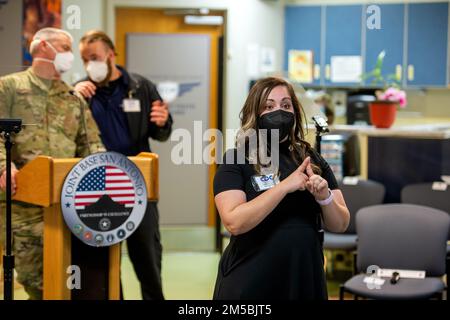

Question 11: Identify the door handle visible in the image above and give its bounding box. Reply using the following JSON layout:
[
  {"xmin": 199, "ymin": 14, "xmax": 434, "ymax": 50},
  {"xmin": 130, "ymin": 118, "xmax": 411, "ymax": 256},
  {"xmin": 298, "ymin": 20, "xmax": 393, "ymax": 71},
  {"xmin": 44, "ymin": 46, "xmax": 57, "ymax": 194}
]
[
  {"xmin": 407, "ymin": 64, "xmax": 414, "ymax": 81},
  {"xmin": 395, "ymin": 64, "xmax": 402, "ymax": 81},
  {"xmin": 314, "ymin": 64, "xmax": 320, "ymax": 80}
]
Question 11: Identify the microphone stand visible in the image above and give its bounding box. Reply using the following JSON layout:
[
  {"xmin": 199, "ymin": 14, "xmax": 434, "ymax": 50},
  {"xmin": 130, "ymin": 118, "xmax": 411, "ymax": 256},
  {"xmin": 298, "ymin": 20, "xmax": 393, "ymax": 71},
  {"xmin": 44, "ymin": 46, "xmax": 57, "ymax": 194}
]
[
  {"xmin": 312, "ymin": 115, "xmax": 329, "ymax": 155},
  {"xmin": 311, "ymin": 116, "xmax": 329, "ymax": 248},
  {"xmin": 0, "ymin": 119, "xmax": 22, "ymax": 300}
]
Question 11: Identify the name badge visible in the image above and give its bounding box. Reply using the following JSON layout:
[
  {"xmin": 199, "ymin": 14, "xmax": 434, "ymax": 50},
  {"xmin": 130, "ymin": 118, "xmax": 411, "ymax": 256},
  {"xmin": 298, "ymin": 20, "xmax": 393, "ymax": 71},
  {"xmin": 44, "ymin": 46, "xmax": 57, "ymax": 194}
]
[
  {"xmin": 432, "ymin": 181, "xmax": 447, "ymax": 191},
  {"xmin": 123, "ymin": 98, "xmax": 141, "ymax": 112},
  {"xmin": 343, "ymin": 176, "xmax": 359, "ymax": 185},
  {"xmin": 377, "ymin": 268, "xmax": 425, "ymax": 279},
  {"xmin": 251, "ymin": 174, "xmax": 280, "ymax": 192}
]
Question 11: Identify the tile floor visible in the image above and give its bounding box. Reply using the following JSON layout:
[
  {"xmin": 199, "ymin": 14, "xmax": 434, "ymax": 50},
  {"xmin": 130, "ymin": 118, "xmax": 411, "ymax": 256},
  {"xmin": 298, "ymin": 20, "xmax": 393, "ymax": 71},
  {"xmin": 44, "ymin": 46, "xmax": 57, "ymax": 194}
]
[{"xmin": 1, "ymin": 227, "xmax": 348, "ymax": 300}]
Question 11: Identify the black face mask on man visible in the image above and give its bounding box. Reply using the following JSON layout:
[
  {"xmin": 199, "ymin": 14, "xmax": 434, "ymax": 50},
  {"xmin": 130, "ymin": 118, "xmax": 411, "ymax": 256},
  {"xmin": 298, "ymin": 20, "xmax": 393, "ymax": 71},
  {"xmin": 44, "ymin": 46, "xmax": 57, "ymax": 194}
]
[{"xmin": 258, "ymin": 109, "xmax": 295, "ymax": 143}]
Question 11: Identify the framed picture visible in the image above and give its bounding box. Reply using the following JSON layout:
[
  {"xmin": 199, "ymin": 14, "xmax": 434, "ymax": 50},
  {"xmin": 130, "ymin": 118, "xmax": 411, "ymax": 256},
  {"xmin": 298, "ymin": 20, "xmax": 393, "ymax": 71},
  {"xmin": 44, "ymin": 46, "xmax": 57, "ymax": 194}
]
[
  {"xmin": 22, "ymin": 0, "xmax": 61, "ymax": 66},
  {"xmin": 288, "ymin": 49, "xmax": 313, "ymax": 83}
]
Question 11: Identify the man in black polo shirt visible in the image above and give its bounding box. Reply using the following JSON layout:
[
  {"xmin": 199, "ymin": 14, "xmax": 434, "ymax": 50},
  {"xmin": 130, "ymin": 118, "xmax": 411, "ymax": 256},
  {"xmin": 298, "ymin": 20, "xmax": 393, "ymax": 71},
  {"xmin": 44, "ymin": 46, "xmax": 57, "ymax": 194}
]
[{"xmin": 74, "ymin": 30, "xmax": 173, "ymax": 300}]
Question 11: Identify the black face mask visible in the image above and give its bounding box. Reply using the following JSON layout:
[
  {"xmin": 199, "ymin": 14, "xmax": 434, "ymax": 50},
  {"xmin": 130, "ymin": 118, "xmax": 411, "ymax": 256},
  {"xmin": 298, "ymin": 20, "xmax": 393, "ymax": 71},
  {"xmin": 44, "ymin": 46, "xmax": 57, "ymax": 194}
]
[{"xmin": 258, "ymin": 109, "xmax": 295, "ymax": 143}]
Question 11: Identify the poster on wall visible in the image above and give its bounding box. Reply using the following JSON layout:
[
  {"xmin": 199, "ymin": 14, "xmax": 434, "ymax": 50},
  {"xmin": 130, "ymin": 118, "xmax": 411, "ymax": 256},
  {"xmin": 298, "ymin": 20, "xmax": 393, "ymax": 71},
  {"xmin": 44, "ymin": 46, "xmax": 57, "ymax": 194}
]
[
  {"xmin": 22, "ymin": 0, "xmax": 61, "ymax": 66},
  {"xmin": 330, "ymin": 55, "xmax": 362, "ymax": 83},
  {"xmin": 260, "ymin": 47, "xmax": 276, "ymax": 74},
  {"xmin": 288, "ymin": 49, "xmax": 313, "ymax": 83},
  {"xmin": 246, "ymin": 43, "xmax": 260, "ymax": 78}
]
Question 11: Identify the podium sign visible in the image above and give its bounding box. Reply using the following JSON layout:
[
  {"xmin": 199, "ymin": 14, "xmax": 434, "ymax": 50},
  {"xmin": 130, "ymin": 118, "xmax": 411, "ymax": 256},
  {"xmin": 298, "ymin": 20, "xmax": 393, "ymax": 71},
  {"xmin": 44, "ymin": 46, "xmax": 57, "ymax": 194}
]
[
  {"xmin": 2, "ymin": 152, "xmax": 159, "ymax": 299},
  {"xmin": 61, "ymin": 152, "xmax": 147, "ymax": 247}
]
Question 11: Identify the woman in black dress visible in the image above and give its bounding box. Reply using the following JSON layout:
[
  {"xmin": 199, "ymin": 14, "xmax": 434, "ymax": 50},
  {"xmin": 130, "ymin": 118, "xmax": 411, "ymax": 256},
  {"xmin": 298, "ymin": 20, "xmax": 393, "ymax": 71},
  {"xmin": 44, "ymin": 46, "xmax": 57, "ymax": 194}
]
[{"xmin": 213, "ymin": 77, "xmax": 350, "ymax": 300}]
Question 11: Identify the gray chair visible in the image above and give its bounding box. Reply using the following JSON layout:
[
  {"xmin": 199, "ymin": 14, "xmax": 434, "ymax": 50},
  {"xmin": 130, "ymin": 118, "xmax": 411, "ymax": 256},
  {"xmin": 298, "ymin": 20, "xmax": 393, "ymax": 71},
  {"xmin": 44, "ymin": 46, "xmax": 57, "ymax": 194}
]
[
  {"xmin": 324, "ymin": 179, "xmax": 385, "ymax": 274},
  {"xmin": 340, "ymin": 204, "xmax": 450, "ymax": 300},
  {"xmin": 401, "ymin": 183, "xmax": 450, "ymax": 254}
]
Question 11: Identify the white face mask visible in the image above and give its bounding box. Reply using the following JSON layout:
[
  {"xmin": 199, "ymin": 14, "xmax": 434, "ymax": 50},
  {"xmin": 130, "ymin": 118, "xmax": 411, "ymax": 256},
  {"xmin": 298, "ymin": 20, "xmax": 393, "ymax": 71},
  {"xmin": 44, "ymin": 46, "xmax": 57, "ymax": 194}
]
[
  {"xmin": 34, "ymin": 41, "xmax": 74, "ymax": 74},
  {"xmin": 86, "ymin": 60, "xmax": 109, "ymax": 83}
]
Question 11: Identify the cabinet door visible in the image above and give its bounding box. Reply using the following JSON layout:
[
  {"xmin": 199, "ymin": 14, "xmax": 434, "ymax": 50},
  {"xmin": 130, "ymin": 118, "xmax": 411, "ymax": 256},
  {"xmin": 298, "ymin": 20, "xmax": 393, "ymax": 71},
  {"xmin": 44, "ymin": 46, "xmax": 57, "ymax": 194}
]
[
  {"xmin": 365, "ymin": 4, "xmax": 405, "ymax": 86},
  {"xmin": 407, "ymin": 2, "xmax": 448, "ymax": 87},
  {"xmin": 324, "ymin": 5, "xmax": 363, "ymax": 86},
  {"xmin": 285, "ymin": 5, "xmax": 322, "ymax": 85}
]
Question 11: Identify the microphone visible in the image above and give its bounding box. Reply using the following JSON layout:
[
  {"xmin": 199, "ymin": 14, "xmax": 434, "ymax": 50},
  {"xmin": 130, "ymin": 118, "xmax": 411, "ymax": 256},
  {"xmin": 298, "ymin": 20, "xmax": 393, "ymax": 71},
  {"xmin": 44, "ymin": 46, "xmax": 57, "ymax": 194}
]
[
  {"xmin": 312, "ymin": 115, "xmax": 329, "ymax": 134},
  {"xmin": 390, "ymin": 271, "xmax": 400, "ymax": 284}
]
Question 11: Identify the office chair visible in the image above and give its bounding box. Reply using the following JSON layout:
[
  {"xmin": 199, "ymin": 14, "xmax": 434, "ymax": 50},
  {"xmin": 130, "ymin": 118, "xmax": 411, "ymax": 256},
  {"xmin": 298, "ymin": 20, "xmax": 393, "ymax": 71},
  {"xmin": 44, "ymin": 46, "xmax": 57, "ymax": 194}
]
[
  {"xmin": 324, "ymin": 179, "xmax": 385, "ymax": 275},
  {"xmin": 401, "ymin": 182, "xmax": 450, "ymax": 254},
  {"xmin": 340, "ymin": 204, "xmax": 449, "ymax": 300}
]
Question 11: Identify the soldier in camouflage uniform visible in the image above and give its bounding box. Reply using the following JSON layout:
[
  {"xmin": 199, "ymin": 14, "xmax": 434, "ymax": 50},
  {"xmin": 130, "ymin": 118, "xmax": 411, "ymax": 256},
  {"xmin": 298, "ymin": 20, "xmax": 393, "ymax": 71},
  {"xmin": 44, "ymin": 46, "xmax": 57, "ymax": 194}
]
[{"xmin": 0, "ymin": 28, "xmax": 104, "ymax": 300}]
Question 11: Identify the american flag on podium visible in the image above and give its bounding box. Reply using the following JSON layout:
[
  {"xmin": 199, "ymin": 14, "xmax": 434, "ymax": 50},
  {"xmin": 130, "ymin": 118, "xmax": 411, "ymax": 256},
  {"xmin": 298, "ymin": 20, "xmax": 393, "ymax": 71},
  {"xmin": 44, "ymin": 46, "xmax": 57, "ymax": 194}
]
[{"xmin": 75, "ymin": 166, "xmax": 135, "ymax": 210}]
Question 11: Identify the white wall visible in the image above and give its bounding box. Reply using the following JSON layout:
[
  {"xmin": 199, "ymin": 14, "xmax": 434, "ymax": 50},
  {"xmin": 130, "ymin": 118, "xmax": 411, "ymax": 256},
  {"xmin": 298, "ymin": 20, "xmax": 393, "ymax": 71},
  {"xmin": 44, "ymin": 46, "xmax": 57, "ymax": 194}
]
[
  {"xmin": 105, "ymin": 0, "xmax": 285, "ymax": 149},
  {"xmin": 286, "ymin": 0, "xmax": 449, "ymax": 5},
  {"xmin": 62, "ymin": 0, "xmax": 106, "ymax": 84},
  {"xmin": 224, "ymin": 0, "xmax": 285, "ymax": 148}
]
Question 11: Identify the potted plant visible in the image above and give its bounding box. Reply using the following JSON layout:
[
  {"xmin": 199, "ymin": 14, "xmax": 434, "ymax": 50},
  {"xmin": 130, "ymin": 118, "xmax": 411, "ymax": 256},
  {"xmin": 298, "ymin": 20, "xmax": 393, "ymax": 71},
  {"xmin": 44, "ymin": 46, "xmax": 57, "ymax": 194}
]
[{"xmin": 362, "ymin": 51, "xmax": 407, "ymax": 128}]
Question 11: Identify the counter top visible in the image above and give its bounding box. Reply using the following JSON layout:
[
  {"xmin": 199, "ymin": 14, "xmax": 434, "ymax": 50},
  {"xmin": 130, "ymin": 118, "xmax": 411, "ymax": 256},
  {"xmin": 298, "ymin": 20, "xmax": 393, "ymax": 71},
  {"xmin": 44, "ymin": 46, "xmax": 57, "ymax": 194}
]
[{"xmin": 327, "ymin": 123, "xmax": 450, "ymax": 139}]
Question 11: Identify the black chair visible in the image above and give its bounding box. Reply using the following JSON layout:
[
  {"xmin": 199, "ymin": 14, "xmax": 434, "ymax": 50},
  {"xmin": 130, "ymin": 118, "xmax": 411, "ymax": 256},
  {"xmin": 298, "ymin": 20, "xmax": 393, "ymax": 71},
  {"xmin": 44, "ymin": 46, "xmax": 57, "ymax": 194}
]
[
  {"xmin": 401, "ymin": 183, "xmax": 450, "ymax": 254},
  {"xmin": 340, "ymin": 204, "xmax": 449, "ymax": 300},
  {"xmin": 324, "ymin": 179, "xmax": 385, "ymax": 274},
  {"xmin": 401, "ymin": 182, "xmax": 450, "ymax": 299}
]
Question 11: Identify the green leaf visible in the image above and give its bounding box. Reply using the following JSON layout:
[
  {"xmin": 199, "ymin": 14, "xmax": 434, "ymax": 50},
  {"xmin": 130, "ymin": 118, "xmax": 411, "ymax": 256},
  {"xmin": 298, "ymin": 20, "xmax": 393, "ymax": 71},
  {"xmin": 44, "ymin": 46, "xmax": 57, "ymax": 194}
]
[{"xmin": 361, "ymin": 50, "xmax": 404, "ymax": 90}]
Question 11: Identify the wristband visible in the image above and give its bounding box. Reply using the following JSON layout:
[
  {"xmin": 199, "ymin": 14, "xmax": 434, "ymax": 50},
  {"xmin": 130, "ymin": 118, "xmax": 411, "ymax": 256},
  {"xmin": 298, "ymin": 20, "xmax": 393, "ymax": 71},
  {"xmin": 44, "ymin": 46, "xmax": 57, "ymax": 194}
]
[{"xmin": 316, "ymin": 188, "xmax": 333, "ymax": 206}]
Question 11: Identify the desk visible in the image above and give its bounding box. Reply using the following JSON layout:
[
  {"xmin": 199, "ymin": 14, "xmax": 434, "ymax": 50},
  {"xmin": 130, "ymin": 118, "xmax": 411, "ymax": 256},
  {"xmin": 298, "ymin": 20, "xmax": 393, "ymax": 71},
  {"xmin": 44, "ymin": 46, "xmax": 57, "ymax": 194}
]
[{"xmin": 329, "ymin": 124, "xmax": 450, "ymax": 202}]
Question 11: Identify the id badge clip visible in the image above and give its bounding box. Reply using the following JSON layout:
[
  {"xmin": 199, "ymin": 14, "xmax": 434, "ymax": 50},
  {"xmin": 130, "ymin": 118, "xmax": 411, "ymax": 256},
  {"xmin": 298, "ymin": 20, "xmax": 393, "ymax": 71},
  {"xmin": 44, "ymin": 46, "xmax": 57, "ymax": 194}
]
[
  {"xmin": 251, "ymin": 173, "xmax": 280, "ymax": 192},
  {"xmin": 123, "ymin": 91, "xmax": 141, "ymax": 112}
]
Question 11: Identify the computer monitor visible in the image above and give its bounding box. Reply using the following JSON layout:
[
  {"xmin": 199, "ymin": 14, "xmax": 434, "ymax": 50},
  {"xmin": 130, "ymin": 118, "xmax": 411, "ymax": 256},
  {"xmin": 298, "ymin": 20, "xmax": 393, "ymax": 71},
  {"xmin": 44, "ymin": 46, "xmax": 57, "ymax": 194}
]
[{"xmin": 346, "ymin": 94, "xmax": 375, "ymax": 125}]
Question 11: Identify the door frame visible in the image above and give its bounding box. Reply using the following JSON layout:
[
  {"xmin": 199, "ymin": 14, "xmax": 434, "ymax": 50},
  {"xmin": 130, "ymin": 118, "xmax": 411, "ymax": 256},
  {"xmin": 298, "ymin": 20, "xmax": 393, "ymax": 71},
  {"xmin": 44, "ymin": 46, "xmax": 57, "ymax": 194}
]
[{"xmin": 112, "ymin": 6, "xmax": 227, "ymax": 228}]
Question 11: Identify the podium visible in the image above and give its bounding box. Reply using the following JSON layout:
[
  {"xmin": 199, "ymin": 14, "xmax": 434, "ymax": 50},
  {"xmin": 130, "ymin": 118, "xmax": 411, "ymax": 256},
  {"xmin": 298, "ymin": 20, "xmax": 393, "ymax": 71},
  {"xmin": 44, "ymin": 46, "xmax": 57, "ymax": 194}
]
[{"xmin": 2, "ymin": 152, "xmax": 158, "ymax": 300}]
